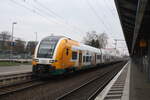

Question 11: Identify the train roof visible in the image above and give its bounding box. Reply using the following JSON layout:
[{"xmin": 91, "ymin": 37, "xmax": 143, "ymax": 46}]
[
  {"xmin": 42, "ymin": 36, "xmax": 66, "ymax": 40},
  {"xmin": 72, "ymin": 43, "xmax": 101, "ymax": 53},
  {"xmin": 43, "ymin": 36, "xmax": 100, "ymax": 53},
  {"xmin": 42, "ymin": 36, "xmax": 118, "ymax": 55}
]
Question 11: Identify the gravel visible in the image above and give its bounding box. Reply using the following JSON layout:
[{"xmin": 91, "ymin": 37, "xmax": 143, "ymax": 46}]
[{"xmin": 0, "ymin": 62, "xmax": 126, "ymax": 100}]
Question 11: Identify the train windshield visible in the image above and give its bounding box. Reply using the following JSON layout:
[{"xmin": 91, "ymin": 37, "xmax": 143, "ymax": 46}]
[{"xmin": 37, "ymin": 36, "xmax": 59, "ymax": 58}]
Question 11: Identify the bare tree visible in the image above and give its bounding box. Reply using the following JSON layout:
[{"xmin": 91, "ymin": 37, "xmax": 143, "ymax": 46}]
[
  {"xmin": 83, "ymin": 31, "xmax": 108, "ymax": 48},
  {"xmin": 98, "ymin": 33, "xmax": 108, "ymax": 48},
  {"xmin": 83, "ymin": 31, "xmax": 99, "ymax": 48},
  {"xmin": 0, "ymin": 31, "xmax": 11, "ymax": 50},
  {"xmin": 13, "ymin": 39, "xmax": 26, "ymax": 54}
]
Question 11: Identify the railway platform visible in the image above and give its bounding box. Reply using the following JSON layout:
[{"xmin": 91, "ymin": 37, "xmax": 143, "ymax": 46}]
[
  {"xmin": 0, "ymin": 65, "xmax": 32, "ymax": 76},
  {"xmin": 96, "ymin": 60, "xmax": 150, "ymax": 100}
]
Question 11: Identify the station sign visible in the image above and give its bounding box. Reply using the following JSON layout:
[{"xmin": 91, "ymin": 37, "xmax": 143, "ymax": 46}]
[{"xmin": 139, "ymin": 40, "xmax": 147, "ymax": 47}]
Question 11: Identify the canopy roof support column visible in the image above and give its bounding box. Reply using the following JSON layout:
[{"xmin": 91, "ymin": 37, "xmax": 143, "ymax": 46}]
[{"xmin": 132, "ymin": 0, "xmax": 148, "ymax": 54}]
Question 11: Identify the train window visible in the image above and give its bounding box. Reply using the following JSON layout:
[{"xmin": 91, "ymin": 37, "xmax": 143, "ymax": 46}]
[
  {"xmin": 86, "ymin": 56, "xmax": 88, "ymax": 62},
  {"xmin": 97, "ymin": 55, "xmax": 99, "ymax": 59},
  {"xmin": 89, "ymin": 56, "xmax": 92, "ymax": 61},
  {"xmin": 83, "ymin": 56, "xmax": 86, "ymax": 62},
  {"xmin": 103, "ymin": 55, "xmax": 106, "ymax": 60},
  {"xmin": 66, "ymin": 48, "xmax": 69, "ymax": 55},
  {"xmin": 97, "ymin": 55, "xmax": 101, "ymax": 59},
  {"xmin": 86, "ymin": 56, "xmax": 89, "ymax": 62},
  {"xmin": 37, "ymin": 37, "xmax": 59, "ymax": 58},
  {"xmin": 72, "ymin": 51, "xmax": 77, "ymax": 60}
]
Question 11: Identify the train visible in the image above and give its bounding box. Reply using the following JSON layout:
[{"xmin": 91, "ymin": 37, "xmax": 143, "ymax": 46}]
[{"xmin": 32, "ymin": 36, "xmax": 122, "ymax": 76}]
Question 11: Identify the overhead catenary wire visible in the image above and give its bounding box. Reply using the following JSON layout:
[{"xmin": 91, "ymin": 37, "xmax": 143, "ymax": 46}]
[
  {"xmin": 96, "ymin": 0, "xmax": 117, "ymax": 22},
  {"xmin": 9, "ymin": 0, "xmax": 122, "ymax": 42},
  {"xmin": 10, "ymin": 0, "xmax": 85, "ymax": 36},
  {"xmin": 85, "ymin": 0, "xmax": 125, "ymax": 46},
  {"xmin": 9, "ymin": 0, "xmax": 80, "ymax": 38},
  {"xmin": 104, "ymin": 0, "xmax": 125, "ymax": 39},
  {"xmin": 85, "ymin": 0, "xmax": 110, "ymax": 33},
  {"xmin": 34, "ymin": 0, "xmax": 66, "ymax": 22},
  {"xmin": 95, "ymin": 0, "xmax": 118, "ymax": 36},
  {"xmin": 10, "ymin": 0, "xmax": 61, "ymax": 25},
  {"xmin": 94, "ymin": 0, "xmax": 124, "ymax": 40},
  {"xmin": 105, "ymin": 0, "xmax": 117, "ymax": 17},
  {"xmin": 95, "ymin": 0, "xmax": 114, "ymax": 33},
  {"xmin": 32, "ymin": 0, "xmax": 84, "ymax": 34}
]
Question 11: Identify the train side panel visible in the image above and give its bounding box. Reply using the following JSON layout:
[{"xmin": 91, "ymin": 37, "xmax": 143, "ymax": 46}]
[{"xmin": 32, "ymin": 36, "xmax": 122, "ymax": 77}]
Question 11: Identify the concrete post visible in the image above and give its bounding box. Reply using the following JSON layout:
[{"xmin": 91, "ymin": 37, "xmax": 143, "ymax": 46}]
[{"xmin": 147, "ymin": 40, "xmax": 150, "ymax": 81}]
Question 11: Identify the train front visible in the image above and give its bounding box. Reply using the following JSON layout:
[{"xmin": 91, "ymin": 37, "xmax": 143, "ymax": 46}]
[{"xmin": 32, "ymin": 36, "xmax": 63, "ymax": 77}]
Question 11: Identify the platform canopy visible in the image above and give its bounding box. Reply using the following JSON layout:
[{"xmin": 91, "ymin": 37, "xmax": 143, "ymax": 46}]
[{"xmin": 115, "ymin": 0, "xmax": 150, "ymax": 56}]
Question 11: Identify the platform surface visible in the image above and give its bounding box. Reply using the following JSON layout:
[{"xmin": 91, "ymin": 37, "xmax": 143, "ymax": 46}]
[
  {"xmin": 130, "ymin": 62, "xmax": 150, "ymax": 100},
  {"xmin": 96, "ymin": 60, "xmax": 150, "ymax": 100},
  {"xmin": 0, "ymin": 65, "xmax": 32, "ymax": 75},
  {"xmin": 95, "ymin": 61, "xmax": 129, "ymax": 100}
]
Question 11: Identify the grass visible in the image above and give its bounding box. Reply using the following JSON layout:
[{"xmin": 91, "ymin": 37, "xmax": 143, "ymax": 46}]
[{"xmin": 0, "ymin": 61, "xmax": 31, "ymax": 66}]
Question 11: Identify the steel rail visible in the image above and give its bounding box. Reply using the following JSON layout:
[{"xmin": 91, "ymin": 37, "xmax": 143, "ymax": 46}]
[
  {"xmin": 56, "ymin": 62, "xmax": 125, "ymax": 100},
  {"xmin": 0, "ymin": 78, "xmax": 46, "ymax": 97},
  {"xmin": 87, "ymin": 67, "xmax": 120, "ymax": 100},
  {"xmin": 0, "ymin": 72, "xmax": 32, "ymax": 87}
]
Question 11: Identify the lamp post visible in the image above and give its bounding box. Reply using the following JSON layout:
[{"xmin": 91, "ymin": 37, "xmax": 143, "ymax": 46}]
[
  {"xmin": 35, "ymin": 32, "xmax": 37, "ymax": 42},
  {"xmin": 10, "ymin": 22, "xmax": 17, "ymax": 60}
]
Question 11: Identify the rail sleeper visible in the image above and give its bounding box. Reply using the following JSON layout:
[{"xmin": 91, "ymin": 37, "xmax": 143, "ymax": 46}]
[
  {"xmin": 103, "ymin": 65, "xmax": 128, "ymax": 100},
  {"xmin": 0, "ymin": 72, "xmax": 32, "ymax": 87}
]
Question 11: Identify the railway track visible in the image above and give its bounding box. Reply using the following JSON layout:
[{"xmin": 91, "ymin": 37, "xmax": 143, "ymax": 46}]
[
  {"xmin": 0, "ymin": 72, "xmax": 43, "ymax": 97},
  {"xmin": 56, "ymin": 62, "xmax": 125, "ymax": 100},
  {"xmin": 0, "ymin": 78, "xmax": 46, "ymax": 97},
  {"xmin": 0, "ymin": 62, "xmax": 126, "ymax": 100},
  {"xmin": 0, "ymin": 72, "xmax": 32, "ymax": 87},
  {"xmin": 0, "ymin": 71, "xmax": 53, "ymax": 98}
]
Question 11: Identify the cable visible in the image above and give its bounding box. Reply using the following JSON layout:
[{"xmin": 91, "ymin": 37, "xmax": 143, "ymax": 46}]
[
  {"xmin": 105, "ymin": 0, "xmax": 117, "ymax": 17},
  {"xmin": 34, "ymin": 0, "xmax": 66, "ymax": 22},
  {"xmin": 95, "ymin": 0, "xmax": 114, "ymax": 33},
  {"xmin": 9, "ymin": 0, "xmax": 84, "ymax": 35},
  {"xmin": 95, "ymin": 0, "xmax": 118, "ymax": 35},
  {"xmin": 96, "ymin": 0, "xmax": 116, "ymax": 20},
  {"xmin": 32, "ymin": 0, "xmax": 84, "ymax": 33},
  {"xmin": 10, "ymin": 0, "xmax": 60, "ymax": 25},
  {"xmin": 9, "ymin": 0, "xmax": 78, "ymax": 37},
  {"xmin": 96, "ymin": 0, "xmax": 124, "ymax": 39},
  {"xmin": 86, "ymin": 0, "xmax": 110, "ymax": 33},
  {"xmin": 104, "ymin": 0, "xmax": 124, "ymax": 38}
]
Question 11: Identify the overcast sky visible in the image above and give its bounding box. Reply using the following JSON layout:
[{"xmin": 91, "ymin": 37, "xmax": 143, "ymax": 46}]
[{"xmin": 0, "ymin": 0, "xmax": 128, "ymax": 54}]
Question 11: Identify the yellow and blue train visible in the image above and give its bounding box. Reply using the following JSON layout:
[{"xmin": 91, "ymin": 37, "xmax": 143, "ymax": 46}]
[{"xmin": 32, "ymin": 36, "xmax": 121, "ymax": 76}]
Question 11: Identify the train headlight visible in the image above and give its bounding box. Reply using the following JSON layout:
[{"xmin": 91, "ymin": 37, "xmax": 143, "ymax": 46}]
[
  {"xmin": 49, "ymin": 60, "xmax": 54, "ymax": 63},
  {"xmin": 34, "ymin": 59, "xmax": 39, "ymax": 62},
  {"xmin": 49, "ymin": 60, "xmax": 57, "ymax": 63}
]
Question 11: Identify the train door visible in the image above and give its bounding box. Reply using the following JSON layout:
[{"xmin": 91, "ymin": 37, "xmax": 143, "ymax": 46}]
[
  {"xmin": 62, "ymin": 47, "xmax": 70, "ymax": 68},
  {"xmin": 95, "ymin": 53, "xmax": 97, "ymax": 64},
  {"xmin": 79, "ymin": 51, "xmax": 82, "ymax": 67}
]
